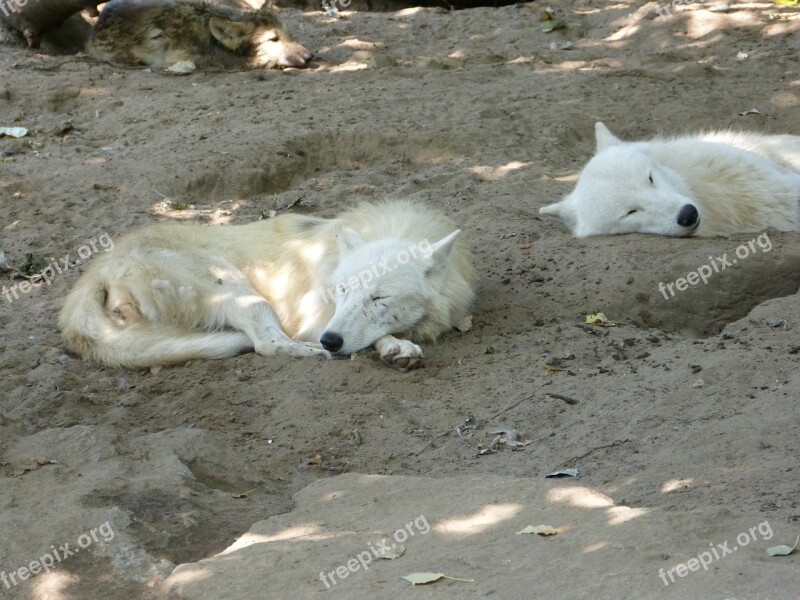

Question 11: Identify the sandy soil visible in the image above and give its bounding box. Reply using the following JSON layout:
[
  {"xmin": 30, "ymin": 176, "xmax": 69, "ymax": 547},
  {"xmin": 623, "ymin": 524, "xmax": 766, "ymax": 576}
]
[{"xmin": 0, "ymin": 1, "xmax": 799, "ymax": 599}]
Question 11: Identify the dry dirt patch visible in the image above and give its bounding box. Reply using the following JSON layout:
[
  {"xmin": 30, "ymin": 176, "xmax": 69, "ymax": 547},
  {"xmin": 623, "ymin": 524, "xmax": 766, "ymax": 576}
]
[{"xmin": 0, "ymin": 2, "xmax": 798, "ymax": 599}]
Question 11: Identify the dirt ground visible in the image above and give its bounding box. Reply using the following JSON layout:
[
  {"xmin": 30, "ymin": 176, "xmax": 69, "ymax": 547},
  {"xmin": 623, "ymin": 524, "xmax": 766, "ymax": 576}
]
[{"xmin": 1, "ymin": 1, "xmax": 799, "ymax": 599}]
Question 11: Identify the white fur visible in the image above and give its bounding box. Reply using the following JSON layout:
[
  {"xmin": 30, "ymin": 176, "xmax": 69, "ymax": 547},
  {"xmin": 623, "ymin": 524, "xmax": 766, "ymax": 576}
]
[
  {"xmin": 58, "ymin": 201, "xmax": 475, "ymax": 370},
  {"xmin": 541, "ymin": 122, "xmax": 800, "ymax": 237}
]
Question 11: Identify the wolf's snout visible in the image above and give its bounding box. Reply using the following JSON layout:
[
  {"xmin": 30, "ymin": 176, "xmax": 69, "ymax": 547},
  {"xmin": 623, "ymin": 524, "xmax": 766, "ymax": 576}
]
[
  {"xmin": 320, "ymin": 331, "xmax": 343, "ymax": 353},
  {"xmin": 677, "ymin": 204, "xmax": 699, "ymax": 227},
  {"xmin": 281, "ymin": 44, "xmax": 314, "ymax": 68}
]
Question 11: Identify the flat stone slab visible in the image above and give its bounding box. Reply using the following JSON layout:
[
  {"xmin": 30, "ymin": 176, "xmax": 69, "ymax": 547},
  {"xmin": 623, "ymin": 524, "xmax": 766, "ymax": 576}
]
[{"xmin": 160, "ymin": 473, "xmax": 795, "ymax": 599}]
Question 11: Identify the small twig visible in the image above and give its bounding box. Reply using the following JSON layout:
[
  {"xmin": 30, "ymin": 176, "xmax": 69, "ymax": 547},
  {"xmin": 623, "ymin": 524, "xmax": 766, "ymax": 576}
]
[
  {"xmin": 552, "ymin": 439, "xmax": 631, "ymax": 472},
  {"xmin": 546, "ymin": 392, "xmax": 579, "ymax": 405},
  {"xmin": 486, "ymin": 393, "xmax": 535, "ymax": 422},
  {"xmin": 283, "ymin": 196, "xmax": 303, "ymax": 211},
  {"xmin": 349, "ymin": 429, "xmax": 361, "ymax": 446},
  {"xmin": 415, "ymin": 394, "xmax": 536, "ymax": 455},
  {"xmin": 415, "ymin": 430, "xmax": 453, "ymax": 455}
]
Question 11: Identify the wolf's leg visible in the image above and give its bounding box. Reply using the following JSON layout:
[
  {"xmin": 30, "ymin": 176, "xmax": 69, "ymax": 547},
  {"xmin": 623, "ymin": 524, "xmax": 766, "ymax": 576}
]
[
  {"xmin": 218, "ymin": 283, "xmax": 329, "ymax": 359},
  {"xmin": 374, "ymin": 335, "xmax": 423, "ymax": 372}
]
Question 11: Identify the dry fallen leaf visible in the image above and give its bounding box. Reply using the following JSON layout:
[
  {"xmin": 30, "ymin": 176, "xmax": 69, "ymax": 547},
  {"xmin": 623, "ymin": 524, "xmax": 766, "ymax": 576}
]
[
  {"xmin": 0, "ymin": 127, "xmax": 28, "ymax": 138},
  {"xmin": 516, "ymin": 525, "xmax": 558, "ymax": 536},
  {"xmin": 401, "ymin": 572, "xmax": 474, "ymax": 585},
  {"xmin": 489, "ymin": 429, "xmax": 531, "ymax": 448},
  {"xmin": 477, "ymin": 428, "xmax": 532, "ymax": 457},
  {"xmin": 585, "ymin": 312, "xmax": 617, "ymax": 327},
  {"xmin": 541, "ymin": 20, "xmax": 567, "ymax": 32},
  {"xmin": 545, "ymin": 468, "xmax": 579, "ymax": 478},
  {"xmin": 377, "ymin": 542, "xmax": 405, "ymax": 559},
  {"xmin": 165, "ymin": 60, "xmax": 196, "ymax": 74},
  {"xmin": 767, "ymin": 536, "xmax": 799, "ymax": 556}
]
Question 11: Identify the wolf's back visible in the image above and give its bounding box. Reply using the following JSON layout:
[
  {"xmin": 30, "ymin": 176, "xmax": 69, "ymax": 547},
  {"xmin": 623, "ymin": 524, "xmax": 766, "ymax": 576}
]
[{"xmin": 58, "ymin": 242, "xmax": 253, "ymax": 368}]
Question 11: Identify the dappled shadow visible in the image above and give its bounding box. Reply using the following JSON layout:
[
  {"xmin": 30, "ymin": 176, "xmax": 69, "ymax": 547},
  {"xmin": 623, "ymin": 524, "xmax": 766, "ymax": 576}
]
[
  {"xmin": 1, "ymin": 2, "xmax": 798, "ymax": 599},
  {"xmin": 157, "ymin": 472, "xmax": 795, "ymax": 598}
]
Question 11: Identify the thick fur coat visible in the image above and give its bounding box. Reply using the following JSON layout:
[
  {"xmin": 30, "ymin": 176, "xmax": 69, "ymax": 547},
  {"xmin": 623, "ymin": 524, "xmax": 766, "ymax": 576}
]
[
  {"xmin": 90, "ymin": 0, "xmax": 313, "ymax": 69},
  {"xmin": 541, "ymin": 123, "xmax": 800, "ymax": 237},
  {"xmin": 58, "ymin": 201, "xmax": 475, "ymax": 370}
]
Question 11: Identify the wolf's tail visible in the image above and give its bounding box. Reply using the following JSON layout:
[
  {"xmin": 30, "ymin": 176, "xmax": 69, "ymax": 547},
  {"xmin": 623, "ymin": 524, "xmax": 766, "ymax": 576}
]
[{"xmin": 58, "ymin": 278, "xmax": 253, "ymax": 368}]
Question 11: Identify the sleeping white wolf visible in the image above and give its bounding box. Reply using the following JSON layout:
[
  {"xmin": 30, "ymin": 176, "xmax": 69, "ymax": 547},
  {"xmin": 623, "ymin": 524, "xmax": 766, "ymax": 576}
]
[
  {"xmin": 58, "ymin": 201, "xmax": 475, "ymax": 371},
  {"xmin": 541, "ymin": 123, "xmax": 800, "ymax": 237}
]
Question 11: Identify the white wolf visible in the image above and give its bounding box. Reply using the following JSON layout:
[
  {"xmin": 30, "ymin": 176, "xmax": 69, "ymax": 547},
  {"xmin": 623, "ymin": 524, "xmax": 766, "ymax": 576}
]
[
  {"xmin": 540, "ymin": 122, "xmax": 800, "ymax": 237},
  {"xmin": 58, "ymin": 201, "xmax": 475, "ymax": 371}
]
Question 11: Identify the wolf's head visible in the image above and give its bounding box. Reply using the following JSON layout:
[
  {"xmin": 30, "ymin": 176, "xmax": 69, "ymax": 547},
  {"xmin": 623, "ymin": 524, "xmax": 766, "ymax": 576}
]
[
  {"xmin": 540, "ymin": 123, "xmax": 702, "ymax": 237},
  {"xmin": 208, "ymin": 6, "xmax": 313, "ymax": 68},
  {"xmin": 319, "ymin": 228, "xmax": 461, "ymax": 355}
]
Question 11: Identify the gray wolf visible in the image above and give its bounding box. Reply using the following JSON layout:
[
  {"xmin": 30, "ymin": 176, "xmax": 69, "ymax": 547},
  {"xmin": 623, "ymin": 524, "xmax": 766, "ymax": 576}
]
[
  {"xmin": 540, "ymin": 122, "xmax": 800, "ymax": 237},
  {"xmin": 58, "ymin": 201, "xmax": 475, "ymax": 370},
  {"xmin": 90, "ymin": 0, "xmax": 313, "ymax": 70}
]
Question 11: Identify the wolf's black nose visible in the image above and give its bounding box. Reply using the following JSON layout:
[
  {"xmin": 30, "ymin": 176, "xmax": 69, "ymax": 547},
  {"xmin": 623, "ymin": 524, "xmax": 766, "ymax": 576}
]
[
  {"xmin": 320, "ymin": 331, "xmax": 343, "ymax": 353},
  {"xmin": 677, "ymin": 204, "xmax": 699, "ymax": 227}
]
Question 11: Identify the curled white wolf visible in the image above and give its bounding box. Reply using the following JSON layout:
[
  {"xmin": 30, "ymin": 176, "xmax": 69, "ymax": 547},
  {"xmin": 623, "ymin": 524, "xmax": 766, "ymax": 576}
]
[
  {"xmin": 541, "ymin": 123, "xmax": 800, "ymax": 237},
  {"xmin": 58, "ymin": 201, "xmax": 475, "ymax": 370}
]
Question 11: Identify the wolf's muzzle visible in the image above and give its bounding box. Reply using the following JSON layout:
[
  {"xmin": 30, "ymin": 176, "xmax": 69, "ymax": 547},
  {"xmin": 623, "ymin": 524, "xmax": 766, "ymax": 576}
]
[
  {"xmin": 677, "ymin": 204, "xmax": 699, "ymax": 228},
  {"xmin": 320, "ymin": 331, "xmax": 344, "ymax": 353}
]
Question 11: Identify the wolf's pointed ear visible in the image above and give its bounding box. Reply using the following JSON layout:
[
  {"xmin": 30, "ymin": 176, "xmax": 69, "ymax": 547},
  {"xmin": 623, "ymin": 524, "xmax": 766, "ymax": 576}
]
[
  {"xmin": 540, "ymin": 201, "xmax": 577, "ymax": 232},
  {"xmin": 209, "ymin": 17, "xmax": 256, "ymax": 50},
  {"xmin": 335, "ymin": 225, "xmax": 366, "ymax": 254},
  {"xmin": 430, "ymin": 230, "xmax": 460, "ymax": 256},
  {"xmin": 595, "ymin": 122, "xmax": 621, "ymax": 153},
  {"xmin": 425, "ymin": 230, "xmax": 460, "ymax": 280}
]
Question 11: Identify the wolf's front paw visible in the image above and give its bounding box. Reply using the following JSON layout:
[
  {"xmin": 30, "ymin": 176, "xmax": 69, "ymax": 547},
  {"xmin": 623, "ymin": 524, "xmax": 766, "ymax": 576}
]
[
  {"xmin": 256, "ymin": 341, "xmax": 330, "ymax": 359},
  {"xmin": 286, "ymin": 342, "xmax": 331, "ymax": 359},
  {"xmin": 378, "ymin": 338, "xmax": 423, "ymax": 372}
]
